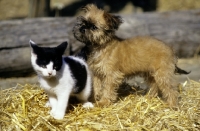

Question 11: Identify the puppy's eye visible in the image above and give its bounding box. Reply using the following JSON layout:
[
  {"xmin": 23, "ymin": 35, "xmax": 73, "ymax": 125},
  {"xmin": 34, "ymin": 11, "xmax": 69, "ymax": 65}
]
[{"xmin": 91, "ymin": 25, "xmax": 98, "ymax": 30}]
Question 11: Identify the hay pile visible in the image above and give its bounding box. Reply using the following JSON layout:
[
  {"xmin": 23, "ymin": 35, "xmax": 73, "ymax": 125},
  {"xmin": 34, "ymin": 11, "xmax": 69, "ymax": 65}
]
[{"xmin": 1, "ymin": 80, "xmax": 200, "ymax": 130}]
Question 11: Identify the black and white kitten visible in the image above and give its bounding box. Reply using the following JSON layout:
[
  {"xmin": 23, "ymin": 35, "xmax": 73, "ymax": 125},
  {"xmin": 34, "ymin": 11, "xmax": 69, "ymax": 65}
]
[{"xmin": 30, "ymin": 40, "xmax": 93, "ymax": 119}]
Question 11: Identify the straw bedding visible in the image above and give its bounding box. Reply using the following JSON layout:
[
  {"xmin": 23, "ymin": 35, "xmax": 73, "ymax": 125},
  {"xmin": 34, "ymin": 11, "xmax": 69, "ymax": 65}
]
[{"xmin": 0, "ymin": 80, "xmax": 200, "ymax": 131}]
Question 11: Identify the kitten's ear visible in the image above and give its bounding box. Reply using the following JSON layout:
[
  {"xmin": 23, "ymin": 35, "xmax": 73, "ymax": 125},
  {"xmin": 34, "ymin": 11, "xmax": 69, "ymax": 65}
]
[
  {"xmin": 56, "ymin": 42, "xmax": 68, "ymax": 55},
  {"xmin": 29, "ymin": 40, "xmax": 41, "ymax": 55}
]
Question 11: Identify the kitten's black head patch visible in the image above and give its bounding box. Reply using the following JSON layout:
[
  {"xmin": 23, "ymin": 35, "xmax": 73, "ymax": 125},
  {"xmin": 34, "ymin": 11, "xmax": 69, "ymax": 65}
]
[
  {"xmin": 30, "ymin": 40, "xmax": 68, "ymax": 71},
  {"xmin": 30, "ymin": 41, "xmax": 43, "ymax": 55}
]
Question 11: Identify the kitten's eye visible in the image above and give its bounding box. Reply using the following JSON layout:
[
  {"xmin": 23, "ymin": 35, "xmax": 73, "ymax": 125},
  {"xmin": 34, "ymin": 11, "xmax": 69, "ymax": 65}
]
[
  {"xmin": 91, "ymin": 25, "xmax": 97, "ymax": 30},
  {"xmin": 41, "ymin": 65, "xmax": 46, "ymax": 68}
]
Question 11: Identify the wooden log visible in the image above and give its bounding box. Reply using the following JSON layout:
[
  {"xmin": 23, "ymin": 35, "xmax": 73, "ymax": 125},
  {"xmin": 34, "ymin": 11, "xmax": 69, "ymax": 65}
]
[{"xmin": 0, "ymin": 10, "xmax": 200, "ymax": 77}]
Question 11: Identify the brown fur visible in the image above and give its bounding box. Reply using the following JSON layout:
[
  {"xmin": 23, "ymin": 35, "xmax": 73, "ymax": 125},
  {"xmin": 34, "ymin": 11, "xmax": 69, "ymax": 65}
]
[{"xmin": 73, "ymin": 4, "xmax": 189, "ymax": 107}]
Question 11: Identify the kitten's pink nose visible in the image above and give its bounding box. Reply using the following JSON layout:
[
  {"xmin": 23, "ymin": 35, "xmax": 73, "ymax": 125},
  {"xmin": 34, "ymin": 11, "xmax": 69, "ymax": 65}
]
[{"xmin": 48, "ymin": 72, "xmax": 52, "ymax": 75}]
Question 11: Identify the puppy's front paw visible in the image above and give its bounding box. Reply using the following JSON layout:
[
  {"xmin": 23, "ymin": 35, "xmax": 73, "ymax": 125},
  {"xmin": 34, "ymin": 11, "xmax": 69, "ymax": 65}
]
[
  {"xmin": 83, "ymin": 102, "xmax": 94, "ymax": 108},
  {"xmin": 97, "ymin": 98, "xmax": 111, "ymax": 107},
  {"xmin": 50, "ymin": 110, "xmax": 65, "ymax": 120}
]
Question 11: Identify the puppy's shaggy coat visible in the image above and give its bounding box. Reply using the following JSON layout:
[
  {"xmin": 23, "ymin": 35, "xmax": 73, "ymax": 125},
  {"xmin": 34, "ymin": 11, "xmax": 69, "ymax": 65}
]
[{"xmin": 73, "ymin": 4, "xmax": 189, "ymax": 107}]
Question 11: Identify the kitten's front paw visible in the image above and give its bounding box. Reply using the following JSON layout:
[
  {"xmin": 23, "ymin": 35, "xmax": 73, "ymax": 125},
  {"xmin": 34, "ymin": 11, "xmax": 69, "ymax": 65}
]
[
  {"xmin": 50, "ymin": 110, "xmax": 65, "ymax": 120},
  {"xmin": 83, "ymin": 102, "xmax": 94, "ymax": 108}
]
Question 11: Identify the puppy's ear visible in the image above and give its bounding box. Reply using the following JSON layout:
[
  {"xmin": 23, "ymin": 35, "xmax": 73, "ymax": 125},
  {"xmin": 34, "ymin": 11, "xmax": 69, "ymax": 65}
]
[{"xmin": 104, "ymin": 13, "xmax": 123, "ymax": 30}]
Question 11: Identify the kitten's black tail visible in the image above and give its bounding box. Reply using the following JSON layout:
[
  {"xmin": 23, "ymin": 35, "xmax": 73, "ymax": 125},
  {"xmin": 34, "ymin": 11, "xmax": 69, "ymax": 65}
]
[{"xmin": 175, "ymin": 65, "xmax": 191, "ymax": 75}]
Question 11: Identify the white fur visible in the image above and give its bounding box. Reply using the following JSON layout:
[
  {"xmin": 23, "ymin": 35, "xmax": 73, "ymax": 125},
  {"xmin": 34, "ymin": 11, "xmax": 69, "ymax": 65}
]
[
  {"xmin": 31, "ymin": 54, "xmax": 56, "ymax": 78},
  {"xmin": 46, "ymin": 61, "xmax": 56, "ymax": 76},
  {"xmin": 31, "ymin": 53, "xmax": 93, "ymax": 119}
]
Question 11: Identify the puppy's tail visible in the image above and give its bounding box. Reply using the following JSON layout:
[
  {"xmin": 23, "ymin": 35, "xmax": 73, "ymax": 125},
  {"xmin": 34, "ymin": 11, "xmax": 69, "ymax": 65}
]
[{"xmin": 175, "ymin": 65, "xmax": 191, "ymax": 75}]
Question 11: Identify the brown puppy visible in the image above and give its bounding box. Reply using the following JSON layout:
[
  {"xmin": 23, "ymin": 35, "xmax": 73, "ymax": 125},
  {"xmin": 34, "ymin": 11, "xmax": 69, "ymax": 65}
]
[{"xmin": 73, "ymin": 4, "xmax": 189, "ymax": 107}]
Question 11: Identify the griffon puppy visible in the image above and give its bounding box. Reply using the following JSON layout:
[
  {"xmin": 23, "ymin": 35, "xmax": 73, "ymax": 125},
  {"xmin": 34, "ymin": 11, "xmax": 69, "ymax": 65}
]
[{"xmin": 73, "ymin": 4, "xmax": 189, "ymax": 107}]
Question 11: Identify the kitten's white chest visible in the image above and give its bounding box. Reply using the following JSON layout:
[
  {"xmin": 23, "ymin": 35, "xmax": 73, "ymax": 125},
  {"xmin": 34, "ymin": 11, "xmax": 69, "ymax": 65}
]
[
  {"xmin": 39, "ymin": 77, "xmax": 59, "ymax": 88},
  {"xmin": 39, "ymin": 77, "xmax": 59, "ymax": 91}
]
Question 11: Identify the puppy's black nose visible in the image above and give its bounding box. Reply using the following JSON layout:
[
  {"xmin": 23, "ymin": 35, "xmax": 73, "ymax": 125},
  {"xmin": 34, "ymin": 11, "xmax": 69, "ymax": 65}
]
[{"xmin": 80, "ymin": 27, "xmax": 85, "ymax": 33}]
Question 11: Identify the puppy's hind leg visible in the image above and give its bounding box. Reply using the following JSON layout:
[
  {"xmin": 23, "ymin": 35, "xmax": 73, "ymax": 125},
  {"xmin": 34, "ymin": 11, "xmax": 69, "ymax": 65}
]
[
  {"xmin": 153, "ymin": 68, "xmax": 178, "ymax": 107},
  {"xmin": 144, "ymin": 74, "xmax": 159, "ymax": 98}
]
